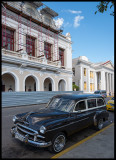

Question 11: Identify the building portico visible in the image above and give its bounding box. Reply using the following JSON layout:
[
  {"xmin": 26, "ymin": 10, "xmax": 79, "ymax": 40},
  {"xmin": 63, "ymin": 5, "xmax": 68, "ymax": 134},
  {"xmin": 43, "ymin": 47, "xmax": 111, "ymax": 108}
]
[{"xmin": 72, "ymin": 56, "xmax": 114, "ymax": 96}]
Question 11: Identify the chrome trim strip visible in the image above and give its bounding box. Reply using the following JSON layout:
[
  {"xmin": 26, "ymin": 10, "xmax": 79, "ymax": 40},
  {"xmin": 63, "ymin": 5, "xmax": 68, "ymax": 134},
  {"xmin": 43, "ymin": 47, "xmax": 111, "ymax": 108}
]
[
  {"xmin": 73, "ymin": 98, "xmax": 106, "ymax": 113},
  {"xmin": 16, "ymin": 123, "xmax": 38, "ymax": 134},
  {"xmin": 46, "ymin": 117, "xmax": 89, "ymax": 132},
  {"xmin": 27, "ymin": 139, "xmax": 52, "ymax": 147},
  {"xmin": 37, "ymin": 134, "xmax": 45, "ymax": 139},
  {"xmin": 86, "ymin": 105, "xmax": 106, "ymax": 111},
  {"xmin": 17, "ymin": 126, "xmax": 34, "ymax": 136},
  {"xmin": 70, "ymin": 117, "xmax": 89, "ymax": 124}
]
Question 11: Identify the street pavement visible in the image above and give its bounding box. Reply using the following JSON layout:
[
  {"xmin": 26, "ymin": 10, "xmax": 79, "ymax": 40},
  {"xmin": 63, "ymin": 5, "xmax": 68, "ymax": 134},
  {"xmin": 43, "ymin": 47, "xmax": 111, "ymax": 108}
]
[
  {"xmin": 2, "ymin": 97, "xmax": 114, "ymax": 158},
  {"xmin": 52, "ymin": 123, "xmax": 114, "ymax": 158}
]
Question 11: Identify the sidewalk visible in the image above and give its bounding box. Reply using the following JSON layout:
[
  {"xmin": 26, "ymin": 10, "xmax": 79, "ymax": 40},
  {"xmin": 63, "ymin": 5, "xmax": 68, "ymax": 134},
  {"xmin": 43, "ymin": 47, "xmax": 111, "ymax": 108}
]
[{"xmin": 52, "ymin": 123, "xmax": 114, "ymax": 158}]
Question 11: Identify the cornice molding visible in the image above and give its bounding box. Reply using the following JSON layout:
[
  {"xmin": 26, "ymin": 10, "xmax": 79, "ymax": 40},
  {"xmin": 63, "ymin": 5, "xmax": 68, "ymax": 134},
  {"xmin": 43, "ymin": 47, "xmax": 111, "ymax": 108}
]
[
  {"xmin": 2, "ymin": 55, "xmax": 72, "ymax": 75},
  {"xmin": 77, "ymin": 59, "xmax": 114, "ymax": 72}
]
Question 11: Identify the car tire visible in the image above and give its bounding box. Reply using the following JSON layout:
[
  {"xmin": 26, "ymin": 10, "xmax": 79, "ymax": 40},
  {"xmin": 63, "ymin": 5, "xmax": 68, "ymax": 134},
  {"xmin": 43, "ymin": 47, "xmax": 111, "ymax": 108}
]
[
  {"xmin": 95, "ymin": 118, "xmax": 104, "ymax": 131},
  {"xmin": 48, "ymin": 132, "xmax": 66, "ymax": 153}
]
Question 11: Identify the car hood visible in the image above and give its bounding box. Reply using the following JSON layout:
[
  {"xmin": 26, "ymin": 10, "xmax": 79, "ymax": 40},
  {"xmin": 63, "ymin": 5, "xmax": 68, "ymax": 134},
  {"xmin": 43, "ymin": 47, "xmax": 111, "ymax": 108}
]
[{"xmin": 17, "ymin": 107, "xmax": 69, "ymax": 128}]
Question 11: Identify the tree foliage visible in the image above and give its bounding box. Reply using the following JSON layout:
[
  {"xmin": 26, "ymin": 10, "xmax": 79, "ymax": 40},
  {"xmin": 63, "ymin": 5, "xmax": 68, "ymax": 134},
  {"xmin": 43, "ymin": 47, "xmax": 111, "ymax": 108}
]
[
  {"xmin": 95, "ymin": 1, "xmax": 114, "ymax": 16},
  {"xmin": 72, "ymin": 84, "xmax": 79, "ymax": 91}
]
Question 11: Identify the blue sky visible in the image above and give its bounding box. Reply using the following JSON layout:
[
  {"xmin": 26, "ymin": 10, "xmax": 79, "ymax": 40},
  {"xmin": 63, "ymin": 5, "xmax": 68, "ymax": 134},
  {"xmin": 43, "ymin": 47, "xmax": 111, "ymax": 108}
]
[{"xmin": 43, "ymin": 1, "xmax": 114, "ymax": 64}]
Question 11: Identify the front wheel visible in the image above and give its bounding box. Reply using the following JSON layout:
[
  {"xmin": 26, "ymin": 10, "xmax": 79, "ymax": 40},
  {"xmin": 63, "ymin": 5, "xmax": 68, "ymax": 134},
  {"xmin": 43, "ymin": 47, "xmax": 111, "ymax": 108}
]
[
  {"xmin": 49, "ymin": 132, "xmax": 66, "ymax": 153},
  {"xmin": 95, "ymin": 119, "xmax": 104, "ymax": 131}
]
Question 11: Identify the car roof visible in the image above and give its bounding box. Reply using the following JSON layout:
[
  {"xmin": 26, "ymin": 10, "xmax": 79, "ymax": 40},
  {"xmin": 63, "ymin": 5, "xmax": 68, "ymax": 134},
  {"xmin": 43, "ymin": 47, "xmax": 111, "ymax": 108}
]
[
  {"xmin": 94, "ymin": 90, "xmax": 106, "ymax": 92},
  {"xmin": 53, "ymin": 94, "xmax": 103, "ymax": 100}
]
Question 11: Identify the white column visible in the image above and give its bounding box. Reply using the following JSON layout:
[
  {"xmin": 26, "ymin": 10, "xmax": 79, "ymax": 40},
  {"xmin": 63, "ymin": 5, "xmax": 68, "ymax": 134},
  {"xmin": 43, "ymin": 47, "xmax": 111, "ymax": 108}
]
[
  {"xmin": 109, "ymin": 73, "xmax": 111, "ymax": 92},
  {"xmin": 99, "ymin": 72, "xmax": 101, "ymax": 90},
  {"xmin": 112, "ymin": 74, "xmax": 114, "ymax": 95},
  {"xmin": 106, "ymin": 72, "xmax": 109, "ymax": 94},
  {"xmin": 105, "ymin": 73, "xmax": 107, "ymax": 90},
  {"xmin": 101, "ymin": 71, "xmax": 106, "ymax": 90},
  {"xmin": 94, "ymin": 72, "xmax": 97, "ymax": 91},
  {"xmin": 80, "ymin": 66, "xmax": 83, "ymax": 91},
  {"xmin": 68, "ymin": 76, "xmax": 72, "ymax": 91},
  {"xmin": 97, "ymin": 72, "xmax": 100, "ymax": 90},
  {"xmin": 87, "ymin": 68, "xmax": 90, "ymax": 92},
  {"xmin": 111, "ymin": 74, "xmax": 112, "ymax": 93}
]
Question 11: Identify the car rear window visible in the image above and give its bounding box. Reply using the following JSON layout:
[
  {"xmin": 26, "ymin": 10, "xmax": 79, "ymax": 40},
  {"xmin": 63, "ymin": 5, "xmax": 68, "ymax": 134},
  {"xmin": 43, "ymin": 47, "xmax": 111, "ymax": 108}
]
[
  {"xmin": 101, "ymin": 91, "xmax": 106, "ymax": 94},
  {"xmin": 97, "ymin": 98, "xmax": 104, "ymax": 106},
  {"xmin": 87, "ymin": 99, "xmax": 96, "ymax": 108},
  {"xmin": 75, "ymin": 101, "xmax": 86, "ymax": 111},
  {"xmin": 94, "ymin": 91, "xmax": 100, "ymax": 94}
]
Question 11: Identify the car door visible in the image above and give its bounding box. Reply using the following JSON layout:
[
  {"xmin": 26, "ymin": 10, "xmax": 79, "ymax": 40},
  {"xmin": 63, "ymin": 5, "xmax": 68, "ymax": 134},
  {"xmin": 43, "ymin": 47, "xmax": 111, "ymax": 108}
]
[
  {"xmin": 85, "ymin": 98, "xmax": 98, "ymax": 125},
  {"xmin": 69, "ymin": 100, "xmax": 91, "ymax": 134}
]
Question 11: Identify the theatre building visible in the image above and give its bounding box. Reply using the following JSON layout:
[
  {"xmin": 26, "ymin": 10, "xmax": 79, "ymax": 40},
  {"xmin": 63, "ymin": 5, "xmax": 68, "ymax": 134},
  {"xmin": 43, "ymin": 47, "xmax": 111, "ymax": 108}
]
[
  {"xmin": 72, "ymin": 56, "xmax": 114, "ymax": 96},
  {"xmin": 2, "ymin": 1, "xmax": 73, "ymax": 92}
]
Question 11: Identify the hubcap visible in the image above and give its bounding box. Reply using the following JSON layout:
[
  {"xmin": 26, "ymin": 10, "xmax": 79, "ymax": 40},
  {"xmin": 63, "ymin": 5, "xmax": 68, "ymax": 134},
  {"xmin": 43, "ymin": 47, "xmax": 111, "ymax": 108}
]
[
  {"xmin": 54, "ymin": 135, "xmax": 65, "ymax": 152},
  {"xmin": 98, "ymin": 119, "xmax": 103, "ymax": 129}
]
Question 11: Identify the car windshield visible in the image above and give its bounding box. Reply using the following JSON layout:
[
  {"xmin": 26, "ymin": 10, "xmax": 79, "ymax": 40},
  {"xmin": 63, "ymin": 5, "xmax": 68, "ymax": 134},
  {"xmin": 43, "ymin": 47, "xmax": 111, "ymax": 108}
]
[{"xmin": 47, "ymin": 97, "xmax": 75, "ymax": 112}]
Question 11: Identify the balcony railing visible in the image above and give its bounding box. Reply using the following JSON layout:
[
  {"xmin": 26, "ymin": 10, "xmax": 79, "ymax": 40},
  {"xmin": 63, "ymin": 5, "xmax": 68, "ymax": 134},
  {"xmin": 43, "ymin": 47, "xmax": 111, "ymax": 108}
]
[
  {"xmin": 2, "ymin": 49, "xmax": 22, "ymax": 58},
  {"xmin": 2, "ymin": 49, "xmax": 61, "ymax": 67}
]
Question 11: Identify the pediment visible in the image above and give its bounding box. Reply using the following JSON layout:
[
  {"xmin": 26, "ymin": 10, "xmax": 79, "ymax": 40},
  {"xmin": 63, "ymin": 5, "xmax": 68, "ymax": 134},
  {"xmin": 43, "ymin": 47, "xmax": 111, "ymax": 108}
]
[{"xmin": 102, "ymin": 61, "xmax": 114, "ymax": 69}]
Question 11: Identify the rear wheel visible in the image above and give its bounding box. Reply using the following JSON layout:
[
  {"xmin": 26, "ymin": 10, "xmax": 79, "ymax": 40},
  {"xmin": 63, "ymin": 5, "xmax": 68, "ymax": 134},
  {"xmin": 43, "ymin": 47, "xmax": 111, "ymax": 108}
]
[{"xmin": 49, "ymin": 132, "xmax": 66, "ymax": 153}]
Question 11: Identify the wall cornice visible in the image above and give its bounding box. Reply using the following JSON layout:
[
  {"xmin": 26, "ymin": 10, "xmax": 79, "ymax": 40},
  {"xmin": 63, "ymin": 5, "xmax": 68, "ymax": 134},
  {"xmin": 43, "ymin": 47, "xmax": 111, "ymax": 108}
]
[
  {"xmin": 77, "ymin": 59, "xmax": 114, "ymax": 72},
  {"xmin": 2, "ymin": 55, "xmax": 72, "ymax": 75}
]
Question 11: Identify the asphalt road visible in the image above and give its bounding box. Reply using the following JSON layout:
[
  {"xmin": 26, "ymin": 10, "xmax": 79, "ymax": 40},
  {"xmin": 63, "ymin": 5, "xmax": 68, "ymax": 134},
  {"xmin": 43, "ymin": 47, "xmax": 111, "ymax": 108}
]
[{"xmin": 2, "ymin": 97, "xmax": 114, "ymax": 158}]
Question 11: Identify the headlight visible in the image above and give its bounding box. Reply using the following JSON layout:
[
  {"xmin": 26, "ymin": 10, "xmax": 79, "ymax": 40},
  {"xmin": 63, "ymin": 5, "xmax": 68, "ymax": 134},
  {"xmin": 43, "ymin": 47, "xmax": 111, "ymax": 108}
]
[
  {"xmin": 13, "ymin": 115, "xmax": 18, "ymax": 122},
  {"xmin": 40, "ymin": 125, "xmax": 46, "ymax": 134}
]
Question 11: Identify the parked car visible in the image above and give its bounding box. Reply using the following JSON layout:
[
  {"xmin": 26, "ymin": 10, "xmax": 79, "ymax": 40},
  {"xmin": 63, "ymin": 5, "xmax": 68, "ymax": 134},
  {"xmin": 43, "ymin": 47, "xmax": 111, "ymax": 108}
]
[
  {"xmin": 11, "ymin": 94, "xmax": 109, "ymax": 153},
  {"xmin": 106, "ymin": 97, "xmax": 114, "ymax": 111},
  {"xmin": 94, "ymin": 90, "xmax": 107, "ymax": 98}
]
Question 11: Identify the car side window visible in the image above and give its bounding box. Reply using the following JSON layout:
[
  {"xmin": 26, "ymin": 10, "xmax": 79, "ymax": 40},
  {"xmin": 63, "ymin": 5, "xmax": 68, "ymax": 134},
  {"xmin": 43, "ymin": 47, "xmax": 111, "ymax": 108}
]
[
  {"xmin": 87, "ymin": 99, "xmax": 96, "ymax": 108},
  {"xmin": 97, "ymin": 98, "xmax": 104, "ymax": 106},
  {"xmin": 75, "ymin": 100, "xmax": 86, "ymax": 111}
]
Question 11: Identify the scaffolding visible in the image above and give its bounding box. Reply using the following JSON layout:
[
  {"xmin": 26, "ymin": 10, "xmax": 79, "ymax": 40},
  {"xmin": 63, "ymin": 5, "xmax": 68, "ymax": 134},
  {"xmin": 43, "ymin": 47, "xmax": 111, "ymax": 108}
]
[{"xmin": 2, "ymin": 2, "xmax": 61, "ymax": 62}]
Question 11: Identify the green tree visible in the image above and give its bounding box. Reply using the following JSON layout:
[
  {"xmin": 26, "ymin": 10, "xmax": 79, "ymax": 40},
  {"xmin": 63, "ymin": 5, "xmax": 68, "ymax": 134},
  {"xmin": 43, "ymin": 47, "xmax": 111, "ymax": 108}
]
[
  {"xmin": 72, "ymin": 84, "xmax": 79, "ymax": 91},
  {"xmin": 95, "ymin": 1, "xmax": 114, "ymax": 16}
]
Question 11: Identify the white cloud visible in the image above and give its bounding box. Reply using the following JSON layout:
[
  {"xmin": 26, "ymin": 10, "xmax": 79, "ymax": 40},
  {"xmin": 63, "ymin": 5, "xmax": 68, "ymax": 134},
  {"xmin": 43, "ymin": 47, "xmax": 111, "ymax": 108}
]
[
  {"xmin": 68, "ymin": 10, "xmax": 82, "ymax": 14},
  {"xmin": 54, "ymin": 18, "xmax": 64, "ymax": 29},
  {"xmin": 74, "ymin": 15, "xmax": 84, "ymax": 28},
  {"xmin": 63, "ymin": 22, "xmax": 72, "ymax": 27}
]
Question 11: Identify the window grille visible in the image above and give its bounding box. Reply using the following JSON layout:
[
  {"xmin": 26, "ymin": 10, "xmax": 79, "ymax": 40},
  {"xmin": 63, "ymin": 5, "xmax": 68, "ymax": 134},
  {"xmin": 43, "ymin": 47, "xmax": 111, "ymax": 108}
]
[
  {"xmin": 2, "ymin": 27, "xmax": 14, "ymax": 51},
  {"xmin": 59, "ymin": 48, "xmax": 64, "ymax": 66},
  {"xmin": 44, "ymin": 42, "xmax": 52, "ymax": 60},
  {"xmin": 26, "ymin": 35, "xmax": 35, "ymax": 56}
]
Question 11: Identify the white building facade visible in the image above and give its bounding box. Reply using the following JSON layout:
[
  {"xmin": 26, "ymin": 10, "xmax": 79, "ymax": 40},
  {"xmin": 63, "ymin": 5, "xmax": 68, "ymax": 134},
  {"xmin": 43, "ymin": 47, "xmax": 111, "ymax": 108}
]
[
  {"xmin": 72, "ymin": 56, "xmax": 114, "ymax": 96},
  {"xmin": 2, "ymin": 1, "xmax": 73, "ymax": 92}
]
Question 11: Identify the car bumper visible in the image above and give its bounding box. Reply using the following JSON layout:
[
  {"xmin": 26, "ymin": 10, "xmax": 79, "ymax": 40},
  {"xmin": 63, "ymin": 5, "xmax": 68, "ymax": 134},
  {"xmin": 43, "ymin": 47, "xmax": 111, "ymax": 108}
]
[{"xmin": 10, "ymin": 127, "xmax": 52, "ymax": 148}]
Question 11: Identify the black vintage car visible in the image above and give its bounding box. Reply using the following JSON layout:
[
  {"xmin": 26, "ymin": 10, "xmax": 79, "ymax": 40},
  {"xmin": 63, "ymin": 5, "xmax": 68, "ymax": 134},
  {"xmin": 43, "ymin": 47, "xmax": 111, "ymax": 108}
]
[{"xmin": 11, "ymin": 94, "xmax": 109, "ymax": 153}]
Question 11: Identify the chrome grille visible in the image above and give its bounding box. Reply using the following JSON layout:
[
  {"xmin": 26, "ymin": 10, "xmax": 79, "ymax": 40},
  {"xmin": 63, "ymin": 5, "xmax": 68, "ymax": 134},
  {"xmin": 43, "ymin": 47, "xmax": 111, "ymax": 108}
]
[
  {"xmin": 16, "ymin": 123, "xmax": 45, "ymax": 140},
  {"xmin": 16, "ymin": 123, "xmax": 37, "ymax": 140},
  {"xmin": 17, "ymin": 123, "xmax": 38, "ymax": 134}
]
